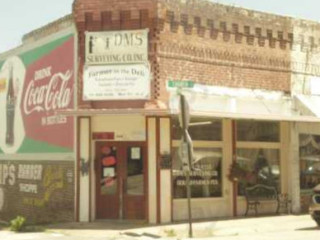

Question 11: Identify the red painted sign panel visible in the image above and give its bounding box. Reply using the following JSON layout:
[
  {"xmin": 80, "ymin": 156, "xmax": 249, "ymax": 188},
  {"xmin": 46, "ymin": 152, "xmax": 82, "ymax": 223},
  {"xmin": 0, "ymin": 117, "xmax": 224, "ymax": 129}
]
[{"xmin": 0, "ymin": 34, "xmax": 74, "ymax": 154}]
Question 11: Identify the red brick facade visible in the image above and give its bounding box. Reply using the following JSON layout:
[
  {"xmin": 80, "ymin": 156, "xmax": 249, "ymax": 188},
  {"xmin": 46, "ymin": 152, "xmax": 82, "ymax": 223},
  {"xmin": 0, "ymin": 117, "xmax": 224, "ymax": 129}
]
[{"xmin": 73, "ymin": 0, "xmax": 320, "ymax": 108}]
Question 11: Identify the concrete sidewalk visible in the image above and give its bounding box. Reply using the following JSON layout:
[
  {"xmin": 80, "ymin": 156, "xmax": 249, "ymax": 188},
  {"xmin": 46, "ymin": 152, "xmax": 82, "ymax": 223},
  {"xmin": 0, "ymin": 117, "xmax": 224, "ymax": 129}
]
[{"xmin": 0, "ymin": 214, "xmax": 319, "ymax": 240}]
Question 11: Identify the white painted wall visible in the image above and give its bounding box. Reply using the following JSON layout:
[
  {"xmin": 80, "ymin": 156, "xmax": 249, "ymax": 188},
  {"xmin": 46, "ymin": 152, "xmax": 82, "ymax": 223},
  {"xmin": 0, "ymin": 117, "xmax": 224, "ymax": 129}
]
[
  {"xmin": 223, "ymin": 119, "xmax": 234, "ymax": 217},
  {"xmin": 79, "ymin": 118, "xmax": 90, "ymax": 222},
  {"xmin": 148, "ymin": 118, "xmax": 157, "ymax": 223},
  {"xmin": 160, "ymin": 118, "xmax": 172, "ymax": 223},
  {"xmin": 91, "ymin": 115, "xmax": 146, "ymax": 141},
  {"xmin": 173, "ymin": 198, "xmax": 229, "ymax": 220},
  {"xmin": 288, "ymin": 122, "xmax": 300, "ymax": 213}
]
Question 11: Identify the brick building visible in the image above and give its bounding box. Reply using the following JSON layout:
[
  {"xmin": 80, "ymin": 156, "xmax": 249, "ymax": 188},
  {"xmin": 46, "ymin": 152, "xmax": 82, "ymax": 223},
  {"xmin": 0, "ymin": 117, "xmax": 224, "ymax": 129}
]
[
  {"xmin": 0, "ymin": 15, "xmax": 76, "ymax": 223},
  {"xmin": 1, "ymin": 0, "xmax": 320, "ymax": 224}
]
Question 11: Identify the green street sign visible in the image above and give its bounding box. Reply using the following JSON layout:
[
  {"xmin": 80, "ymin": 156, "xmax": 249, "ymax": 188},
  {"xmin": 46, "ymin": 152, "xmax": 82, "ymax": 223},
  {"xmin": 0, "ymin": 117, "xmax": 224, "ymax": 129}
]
[{"xmin": 168, "ymin": 80, "xmax": 194, "ymax": 88}]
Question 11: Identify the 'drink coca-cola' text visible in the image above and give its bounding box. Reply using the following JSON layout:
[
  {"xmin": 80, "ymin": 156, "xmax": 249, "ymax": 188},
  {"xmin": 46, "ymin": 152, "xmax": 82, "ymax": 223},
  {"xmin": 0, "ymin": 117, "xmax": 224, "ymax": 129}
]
[{"xmin": 23, "ymin": 67, "xmax": 73, "ymax": 116}]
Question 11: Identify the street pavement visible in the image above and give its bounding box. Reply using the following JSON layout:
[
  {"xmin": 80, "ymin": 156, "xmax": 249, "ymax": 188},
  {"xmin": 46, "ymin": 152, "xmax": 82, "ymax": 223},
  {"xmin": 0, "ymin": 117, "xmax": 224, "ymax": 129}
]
[{"xmin": 0, "ymin": 214, "xmax": 319, "ymax": 240}]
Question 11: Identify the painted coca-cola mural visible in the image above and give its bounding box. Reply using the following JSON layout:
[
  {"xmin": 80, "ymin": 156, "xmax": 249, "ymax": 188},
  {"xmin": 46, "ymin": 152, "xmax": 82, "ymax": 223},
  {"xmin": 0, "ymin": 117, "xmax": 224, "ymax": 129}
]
[{"xmin": 0, "ymin": 34, "xmax": 74, "ymax": 154}]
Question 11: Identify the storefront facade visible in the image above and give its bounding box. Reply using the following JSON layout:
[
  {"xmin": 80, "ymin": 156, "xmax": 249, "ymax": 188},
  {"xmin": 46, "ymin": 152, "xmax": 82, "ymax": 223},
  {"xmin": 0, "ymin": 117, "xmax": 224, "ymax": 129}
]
[
  {"xmin": 71, "ymin": 0, "xmax": 320, "ymax": 223},
  {"xmin": 1, "ymin": 0, "xmax": 320, "ymax": 224}
]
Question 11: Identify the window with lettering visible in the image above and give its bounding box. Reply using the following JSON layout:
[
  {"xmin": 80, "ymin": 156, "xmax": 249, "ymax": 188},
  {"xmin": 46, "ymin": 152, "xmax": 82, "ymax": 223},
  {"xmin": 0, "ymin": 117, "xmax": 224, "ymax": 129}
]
[{"xmin": 172, "ymin": 147, "xmax": 222, "ymax": 198}]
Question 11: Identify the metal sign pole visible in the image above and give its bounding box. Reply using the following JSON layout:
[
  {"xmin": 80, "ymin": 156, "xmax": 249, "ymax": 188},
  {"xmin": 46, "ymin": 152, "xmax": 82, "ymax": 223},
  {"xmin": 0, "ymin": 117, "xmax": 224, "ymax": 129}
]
[
  {"xmin": 186, "ymin": 170, "xmax": 193, "ymax": 238},
  {"xmin": 180, "ymin": 94, "xmax": 193, "ymax": 238}
]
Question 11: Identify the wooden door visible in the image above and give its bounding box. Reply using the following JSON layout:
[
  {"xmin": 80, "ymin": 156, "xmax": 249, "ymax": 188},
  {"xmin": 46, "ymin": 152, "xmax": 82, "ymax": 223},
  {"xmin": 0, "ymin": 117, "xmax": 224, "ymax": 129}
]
[
  {"xmin": 95, "ymin": 142, "xmax": 121, "ymax": 219},
  {"xmin": 95, "ymin": 141, "xmax": 147, "ymax": 220},
  {"xmin": 123, "ymin": 143, "xmax": 147, "ymax": 220}
]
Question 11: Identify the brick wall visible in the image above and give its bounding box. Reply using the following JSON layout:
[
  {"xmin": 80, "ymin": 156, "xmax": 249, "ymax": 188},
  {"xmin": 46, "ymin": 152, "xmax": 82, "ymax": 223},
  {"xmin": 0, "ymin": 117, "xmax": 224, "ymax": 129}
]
[
  {"xmin": 155, "ymin": 0, "xmax": 320, "ymax": 102},
  {"xmin": 73, "ymin": 0, "xmax": 320, "ymax": 107},
  {"xmin": 158, "ymin": 0, "xmax": 320, "ymax": 101},
  {"xmin": 0, "ymin": 161, "xmax": 74, "ymax": 224},
  {"xmin": 157, "ymin": 24, "xmax": 292, "ymax": 101}
]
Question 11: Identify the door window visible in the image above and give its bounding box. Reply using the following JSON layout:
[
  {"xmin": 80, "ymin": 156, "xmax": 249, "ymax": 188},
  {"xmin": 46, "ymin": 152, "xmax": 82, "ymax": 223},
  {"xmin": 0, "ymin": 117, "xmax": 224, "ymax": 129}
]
[
  {"xmin": 126, "ymin": 146, "xmax": 144, "ymax": 195},
  {"xmin": 100, "ymin": 145, "xmax": 117, "ymax": 195}
]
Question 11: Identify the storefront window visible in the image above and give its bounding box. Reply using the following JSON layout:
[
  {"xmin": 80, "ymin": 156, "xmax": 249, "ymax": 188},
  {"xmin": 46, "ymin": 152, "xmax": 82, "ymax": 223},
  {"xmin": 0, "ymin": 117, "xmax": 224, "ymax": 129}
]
[
  {"xmin": 236, "ymin": 148, "xmax": 280, "ymax": 195},
  {"xmin": 299, "ymin": 134, "xmax": 320, "ymax": 191},
  {"xmin": 237, "ymin": 120, "xmax": 279, "ymax": 142},
  {"xmin": 172, "ymin": 147, "xmax": 222, "ymax": 198},
  {"xmin": 172, "ymin": 117, "xmax": 222, "ymax": 141}
]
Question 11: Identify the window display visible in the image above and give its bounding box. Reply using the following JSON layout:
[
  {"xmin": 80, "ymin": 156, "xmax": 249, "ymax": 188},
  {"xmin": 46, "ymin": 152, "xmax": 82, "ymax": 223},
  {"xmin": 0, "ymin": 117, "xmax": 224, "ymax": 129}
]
[
  {"xmin": 172, "ymin": 147, "xmax": 222, "ymax": 198},
  {"xmin": 172, "ymin": 116, "xmax": 223, "ymax": 198},
  {"xmin": 236, "ymin": 148, "xmax": 280, "ymax": 195},
  {"xmin": 300, "ymin": 134, "xmax": 320, "ymax": 190}
]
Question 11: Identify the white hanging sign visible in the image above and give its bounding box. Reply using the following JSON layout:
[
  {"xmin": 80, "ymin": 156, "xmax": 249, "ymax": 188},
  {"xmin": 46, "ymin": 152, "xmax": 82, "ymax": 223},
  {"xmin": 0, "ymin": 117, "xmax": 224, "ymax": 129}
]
[
  {"xmin": 83, "ymin": 64, "xmax": 150, "ymax": 100},
  {"xmin": 85, "ymin": 29, "xmax": 148, "ymax": 64}
]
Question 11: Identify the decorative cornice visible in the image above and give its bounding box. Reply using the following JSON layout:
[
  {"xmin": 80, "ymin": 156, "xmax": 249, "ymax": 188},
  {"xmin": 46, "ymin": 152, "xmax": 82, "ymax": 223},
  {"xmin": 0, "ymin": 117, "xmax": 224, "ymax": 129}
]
[
  {"xmin": 159, "ymin": 42, "xmax": 320, "ymax": 76},
  {"xmin": 158, "ymin": 0, "xmax": 320, "ymax": 52},
  {"xmin": 22, "ymin": 14, "xmax": 74, "ymax": 44}
]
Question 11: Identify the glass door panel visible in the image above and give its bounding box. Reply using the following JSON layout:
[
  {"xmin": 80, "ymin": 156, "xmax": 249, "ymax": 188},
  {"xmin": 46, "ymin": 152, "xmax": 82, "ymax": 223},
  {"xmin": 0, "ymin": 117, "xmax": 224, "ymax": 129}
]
[
  {"xmin": 126, "ymin": 146, "xmax": 144, "ymax": 196},
  {"xmin": 100, "ymin": 146, "xmax": 118, "ymax": 195},
  {"xmin": 123, "ymin": 144, "xmax": 146, "ymax": 220},
  {"xmin": 96, "ymin": 143, "xmax": 120, "ymax": 219}
]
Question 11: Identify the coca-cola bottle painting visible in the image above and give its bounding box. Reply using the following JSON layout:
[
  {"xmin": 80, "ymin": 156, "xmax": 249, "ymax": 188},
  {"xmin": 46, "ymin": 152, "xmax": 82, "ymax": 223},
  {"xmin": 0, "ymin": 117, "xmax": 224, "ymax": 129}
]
[
  {"xmin": 0, "ymin": 57, "xmax": 25, "ymax": 154},
  {"xmin": 6, "ymin": 64, "xmax": 16, "ymax": 146}
]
